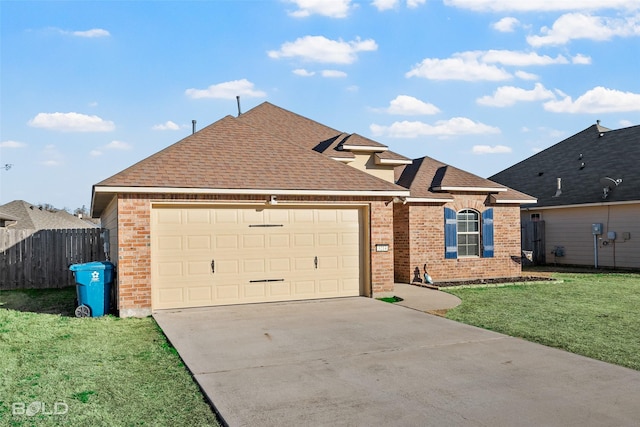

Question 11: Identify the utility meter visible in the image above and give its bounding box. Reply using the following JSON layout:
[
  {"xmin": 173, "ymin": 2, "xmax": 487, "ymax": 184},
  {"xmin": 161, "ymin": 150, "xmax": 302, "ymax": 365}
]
[{"xmin": 592, "ymin": 223, "xmax": 603, "ymax": 235}]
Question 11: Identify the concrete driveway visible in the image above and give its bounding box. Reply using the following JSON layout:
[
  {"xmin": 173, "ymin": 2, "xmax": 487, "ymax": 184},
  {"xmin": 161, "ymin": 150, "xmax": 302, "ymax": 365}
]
[{"xmin": 154, "ymin": 297, "xmax": 640, "ymax": 426}]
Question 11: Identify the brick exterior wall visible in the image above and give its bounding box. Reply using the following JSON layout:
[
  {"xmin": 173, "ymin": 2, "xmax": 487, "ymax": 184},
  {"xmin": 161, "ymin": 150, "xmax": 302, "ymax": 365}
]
[
  {"xmin": 111, "ymin": 193, "xmax": 396, "ymax": 316},
  {"xmin": 393, "ymin": 194, "xmax": 523, "ymax": 284}
]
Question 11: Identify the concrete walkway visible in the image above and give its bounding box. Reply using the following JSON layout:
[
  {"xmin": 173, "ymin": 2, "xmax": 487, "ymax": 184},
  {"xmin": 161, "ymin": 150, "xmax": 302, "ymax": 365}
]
[
  {"xmin": 154, "ymin": 292, "xmax": 640, "ymax": 426},
  {"xmin": 393, "ymin": 282, "xmax": 461, "ymax": 313}
]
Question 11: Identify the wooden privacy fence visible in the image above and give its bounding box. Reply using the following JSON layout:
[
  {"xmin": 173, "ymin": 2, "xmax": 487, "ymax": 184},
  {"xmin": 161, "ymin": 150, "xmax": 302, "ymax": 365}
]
[
  {"xmin": 521, "ymin": 221, "xmax": 546, "ymax": 265},
  {"xmin": 0, "ymin": 228, "xmax": 106, "ymax": 290}
]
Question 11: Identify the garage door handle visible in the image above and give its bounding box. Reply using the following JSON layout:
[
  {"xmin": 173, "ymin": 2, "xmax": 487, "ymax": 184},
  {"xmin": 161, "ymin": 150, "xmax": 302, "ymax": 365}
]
[
  {"xmin": 211, "ymin": 259, "xmax": 215, "ymax": 273},
  {"xmin": 314, "ymin": 256, "xmax": 318, "ymax": 269}
]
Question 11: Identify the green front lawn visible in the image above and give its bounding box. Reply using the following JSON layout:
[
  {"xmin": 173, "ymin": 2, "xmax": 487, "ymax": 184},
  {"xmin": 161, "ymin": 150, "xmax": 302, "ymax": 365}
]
[
  {"xmin": 444, "ymin": 271, "xmax": 640, "ymax": 371},
  {"xmin": 0, "ymin": 287, "xmax": 220, "ymax": 426}
]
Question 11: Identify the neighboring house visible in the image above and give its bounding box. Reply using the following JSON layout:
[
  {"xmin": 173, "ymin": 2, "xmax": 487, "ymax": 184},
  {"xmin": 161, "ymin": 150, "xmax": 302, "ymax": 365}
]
[
  {"xmin": 91, "ymin": 102, "xmax": 534, "ymax": 317},
  {"xmin": 0, "ymin": 200, "xmax": 98, "ymax": 232},
  {"xmin": 490, "ymin": 123, "xmax": 640, "ymax": 269}
]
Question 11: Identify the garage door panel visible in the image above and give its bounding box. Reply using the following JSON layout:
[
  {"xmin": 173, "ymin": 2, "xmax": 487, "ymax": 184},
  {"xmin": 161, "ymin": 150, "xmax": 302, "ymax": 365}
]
[
  {"xmin": 319, "ymin": 279, "xmax": 339, "ymax": 293},
  {"xmin": 268, "ymin": 281, "xmax": 291, "ymax": 296},
  {"xmin": 269, "ymin": 258, "xmax": 291, "ymax": 272},
  {"xmin": 187, "ymin": 261, "xmax": 210, "ymax": 276},
  {"xmin": 186, "ymin": 235, "xmax": 211, "ymax": 250},
  {"xmin": 152, "ymin": 206, "xmax": 363, "ymax": 310},
  {"xmin": 186, "ymin": 209, "xmax": 211, "ymax": 224},
  {"xmin": 187, "ymin": 286, "xmax": 212, "ymax": 302},
  {"xmin": 243, "ymin": 283, "xmax": 267, "ymax": 298},
  {"xmin": 215, "ymin": 235, "xmax": 239, "ymax": 249},
  {"xmin": 294, "ymin": 234, "xmax": 314, "ymax": 247},
  {"xmin": 243, "ymin": 234, "xmax": 265, "ymax": 249},
  {"xmin": 243, "ymin": 259, "xmax": 266, "ymax": 273}
]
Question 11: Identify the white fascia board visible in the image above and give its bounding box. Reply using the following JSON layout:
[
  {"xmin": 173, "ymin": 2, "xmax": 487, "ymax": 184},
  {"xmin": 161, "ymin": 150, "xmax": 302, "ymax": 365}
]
[
  {"xmin": 405, "ymin": 198, "xmax": 453, "ymax": 203},
  {"xmin": 93, "ymin": 185, "xmax": 410, "ymax": 197},
  {"xmin": 521, "ymin": 199, "xmax": 640, "ymax": 211},
  {"xmin": 433, "ymin": 186, "xmax": 507, "ymax": 193},
  {"xmin": 331, "ymin": 157, "xmax": 354, "ymax": 163},
  {"xmin": 375, "ymin": 158, "xmax": 413, "ymax": 165},
  {"xmin": 494, "ymin": 199, "xmax": 538, "ymax": 204},
  {"xmin": 341, "ymin": 145, "xmax": 389, "ymax": 152},
  {"xmin": 490, "ymin": 194, "xmax": 537, "ymax": 204}
]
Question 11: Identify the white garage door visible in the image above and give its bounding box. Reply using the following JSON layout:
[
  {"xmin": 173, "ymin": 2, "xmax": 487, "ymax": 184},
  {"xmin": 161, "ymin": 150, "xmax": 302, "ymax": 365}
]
[{"xmin": 151, "ymin": 205, "xmax": 364, "ymax": 310}]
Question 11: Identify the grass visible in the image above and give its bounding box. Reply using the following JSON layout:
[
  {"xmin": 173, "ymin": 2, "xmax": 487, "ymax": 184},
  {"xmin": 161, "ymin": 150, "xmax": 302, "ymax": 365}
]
[
  {"xmin": 443, "ymin": 271, "xmax": 640, "ymax": 371},
  {"xmin": 0, "ymin": 287, "xmax": 220, "ymax": 426},
  {"xmin": 377, "ymin": 296, "xmax": 404, "ymax": 303}
]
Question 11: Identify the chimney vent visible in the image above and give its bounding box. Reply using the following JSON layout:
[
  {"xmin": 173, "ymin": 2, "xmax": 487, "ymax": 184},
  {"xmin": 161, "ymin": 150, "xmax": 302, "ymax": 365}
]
[
  {"xmin": 236, "ymin": 96, "xmax": 241, "ymax": 116},
  {"xmin": 192, "ymin": 120, "xmax": 197, "ymax": 135}
]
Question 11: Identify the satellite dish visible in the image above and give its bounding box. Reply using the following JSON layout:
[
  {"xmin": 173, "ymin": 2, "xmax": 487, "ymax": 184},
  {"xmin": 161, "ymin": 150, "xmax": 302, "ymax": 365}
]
[{"xmin": 600, "ymin": 177, "xmax": 622, "ymax": 199}]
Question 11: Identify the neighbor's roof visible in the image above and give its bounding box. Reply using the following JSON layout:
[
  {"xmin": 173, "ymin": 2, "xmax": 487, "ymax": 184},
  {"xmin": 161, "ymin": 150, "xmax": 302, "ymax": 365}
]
[
  {"xmin": 490, "ymin": 124, "xmax": 640, "ymax": 208},
  {"xmin": 0, "ymin": 200, "xmax": 98, "ymax": 230},
  {"xmin": 92, "ymin": 114, "xmax": 409, "ymax": 216},
  {"xmin": 394, "ymin": 156, "xmax": 535, "ymax": 204}
]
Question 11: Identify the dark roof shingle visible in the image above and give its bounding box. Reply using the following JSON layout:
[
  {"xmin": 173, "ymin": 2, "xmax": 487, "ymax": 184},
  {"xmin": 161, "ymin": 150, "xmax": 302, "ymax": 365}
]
[{"xmin": 490, "ymin": 124, "xmax": 640, "ymax": 207}]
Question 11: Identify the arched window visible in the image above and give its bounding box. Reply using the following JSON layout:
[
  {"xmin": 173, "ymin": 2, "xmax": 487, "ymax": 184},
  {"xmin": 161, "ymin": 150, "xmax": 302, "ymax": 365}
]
[
  {"xmin": 444, "ymin": 207, "xmax": 494, "ymax": 259},
  {"xmin": 457, "ymin": 209, "xmax": 480, "ymax": 257}
]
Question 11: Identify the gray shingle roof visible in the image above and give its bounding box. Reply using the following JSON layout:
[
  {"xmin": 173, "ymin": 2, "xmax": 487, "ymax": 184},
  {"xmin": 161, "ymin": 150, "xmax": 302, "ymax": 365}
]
[
  {"xmin": 490, "ymin": 124, "xmax": 640, "ymax": 207},
  {"xmin": 0, "ymin": 200, "xmax": 97, "ymax": 230}
]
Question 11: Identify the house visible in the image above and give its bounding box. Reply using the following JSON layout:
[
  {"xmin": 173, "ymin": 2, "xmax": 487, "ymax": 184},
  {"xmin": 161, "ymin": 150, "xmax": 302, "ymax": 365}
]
[
  {"xmin": 490, "ymin": 123, "xmax": 640, "ymax": 269},
  {"xmin": 91, "ymin": 102, "xmax": 534, "ymax": 317},
  {"xmin": 0, "ymin": 200, "xmax": 98, "ymax": 232}
]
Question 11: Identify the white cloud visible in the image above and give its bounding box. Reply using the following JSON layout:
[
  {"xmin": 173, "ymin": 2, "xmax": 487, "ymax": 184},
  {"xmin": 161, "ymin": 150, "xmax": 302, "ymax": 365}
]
[
  {"xmin": 90, "ymin": 150, "xmax": 103, "ymax": 157},
  {"xmin": 0, "ymin": 140, "xmax": 27, "ymax": 148},
  {"xmin": 370, "ymin": 117, "xmax": 500, "ymax": 138},
  {"xmin": 293, "ymin": 68, "xmax": 316, "ymax": 76},
  {"xmin": 383, "ymin": 95, "xmax": 441, "ymax": 115},
  {"xmin": 444, "ymin": 0, "xmax": 640, "ymax": 12},
  {"xmin": 544, "ymin": 86, "xmax": 640, "ymax": 113},
  {"xmin": 406, "ymin": 53, "xmax": 512, "ymax": 81},
  {"xmin": 477, "ymin": 83, "xmax": 556, "ymax": 107},
  {"xmin": 104, "ymin": 140, "xmax": 132, "ymax": 150},
  {"xmin": 480, "ymin": 50, "xmax": 569, "ymax": 66},
  {"xmin": 28, "ymin": 112, "xmax": 115, "ymax": 132},
  {"xmin": 72, "ymin": 28, "xmax": 110, "ymax": 38},
  {"xmin": 515, "ymin": 70, "xmax": 539, "ymax": 80},
  {"xmin": 493, "ymin": 17, "xmax": 520, "ymax": 32},
  {"xmin": 185, "ymin": 79, "xmax": 266, "ymax": 99},
  {"xmin": 619, "ymin": 119, "xmax": 634, "ymax": 127},
  {"xmin": 407, "ymin": 0, "xmax": 426, "ymax": 7},
  {"xmin": 321, "ymin": 69, "xmax": 348, "ymax": 78},
  {"xmin": 372, "ymin": 0, "xmax": 424, "ymax": 9},
  {"xmin": 286, "ymin": 0, "xmax": 353, "ymax": 18},
  {"xmin": 268, "ymin": 35, "xmax": 377, "ymax": 64},
  {"xmin": 406, "ymin": 49, "xmax": 573, "ymax": 81},
  {"xmin": 472, "ymin": 145, "xmax": 512, "ymax": 154},
  {"xmin": 152, "ymin": 121, "xmax": 181, "ymax": 131},
  {"xmin": 372, "ymin": 0, "xmax": 399, "ymax": 10},
  {"xmin": 572, "ymin": 54, "xmax": 592, "ymax": 64},
  {"xmin": 527, "ymin": 13, "xmax": 640, "ymax": 47}
]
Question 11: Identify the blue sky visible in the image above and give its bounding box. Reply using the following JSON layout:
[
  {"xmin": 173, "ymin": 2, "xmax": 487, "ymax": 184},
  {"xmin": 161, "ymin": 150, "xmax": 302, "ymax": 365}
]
[{"xmin": 1, "ymin": 0, "xmax": 639, "ymax": 212}]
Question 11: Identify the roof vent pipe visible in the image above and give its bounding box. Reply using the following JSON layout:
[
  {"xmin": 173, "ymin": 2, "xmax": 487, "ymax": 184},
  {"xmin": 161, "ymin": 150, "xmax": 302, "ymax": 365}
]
[
  {"xmin": 192, "ymin": 120, "xmax": 197, "ymax": 135},
  {"xmin": 236, "ymin": 96, "xmax": 241, "ymax": 116},
  {"xmin": 553, "ymin": 177, "xmax": 562, "ymax": 198}
]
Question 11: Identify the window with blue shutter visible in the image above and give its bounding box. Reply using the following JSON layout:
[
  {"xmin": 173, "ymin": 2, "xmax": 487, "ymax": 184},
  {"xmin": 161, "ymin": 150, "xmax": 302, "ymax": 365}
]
[
  {"xmin": 444, "ymin": 207, "xmax": 457, "ymax": 259},
  {"xmin": 482, "ymin": 208, "xmax": 494, "ymax": 258}
]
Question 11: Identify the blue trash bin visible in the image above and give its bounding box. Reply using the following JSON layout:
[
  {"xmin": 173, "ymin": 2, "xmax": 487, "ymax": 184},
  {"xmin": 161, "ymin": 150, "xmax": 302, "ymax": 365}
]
[{"xmin": 69, "ymin": 261, "xmax": 114, "ymax": 317}]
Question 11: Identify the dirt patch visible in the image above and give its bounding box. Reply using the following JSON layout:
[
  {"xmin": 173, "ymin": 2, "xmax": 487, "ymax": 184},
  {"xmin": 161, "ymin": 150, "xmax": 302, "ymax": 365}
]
[{"xmin": 434, "ymin": 276, "xmax": 555, "ymax": 288}]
